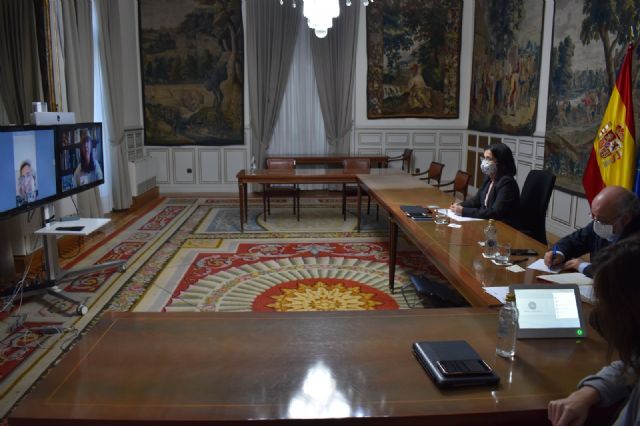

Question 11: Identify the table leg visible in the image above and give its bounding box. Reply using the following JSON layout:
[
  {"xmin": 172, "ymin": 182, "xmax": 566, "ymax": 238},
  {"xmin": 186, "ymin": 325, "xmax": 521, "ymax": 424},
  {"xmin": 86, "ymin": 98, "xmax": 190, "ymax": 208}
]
[
  {"xmin": 238, "ymin": 182, "xmax": 247, "ymax": 233},
  {"xmin": 388, "ymin": 216, "xmax": 398, "ymax": 293},
  {"xmin": 357, "ymin": 184, "xmax": 362, "ymax": 232}
]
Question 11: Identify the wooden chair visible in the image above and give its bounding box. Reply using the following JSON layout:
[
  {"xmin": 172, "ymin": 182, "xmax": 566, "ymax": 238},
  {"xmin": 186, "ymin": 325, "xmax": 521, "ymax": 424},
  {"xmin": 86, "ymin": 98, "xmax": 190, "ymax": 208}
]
[
  {"xmin": 412, "ymin": 161, "xmax": 444, "ymax": 185},
  {"xmin": 342, "ymin": 158, "xmax": 374, "ymax": 221},
  {"xmin": 262, "ymin": 158, "xmax": 300, "ymax": 222},
  {"xmin": 387, "ymin": 148, "xmax": 413, "ymax": 172},
  {"xmin": 435, "ymin": 170, "xmax": 471, "ymax": 201}
]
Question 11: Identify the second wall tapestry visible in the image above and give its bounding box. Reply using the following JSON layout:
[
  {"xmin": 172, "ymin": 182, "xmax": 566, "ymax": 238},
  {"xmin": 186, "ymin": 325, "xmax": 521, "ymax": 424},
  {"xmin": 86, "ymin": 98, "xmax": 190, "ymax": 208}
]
[
  {"xmin": 138, "ymin": 0, "xmax": 243, "ymax": 146},
  {"xmin": 366, "ymin": 0, "xmax": 462, "ymax": 119},
  {"xmin": 468, "ymin": 0, "xmax": 544, "ymax": 135}
]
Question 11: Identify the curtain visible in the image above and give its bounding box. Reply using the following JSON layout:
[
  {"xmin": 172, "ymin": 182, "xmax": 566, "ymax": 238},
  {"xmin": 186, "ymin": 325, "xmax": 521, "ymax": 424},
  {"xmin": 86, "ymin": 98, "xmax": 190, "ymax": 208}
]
[
  {"xmin": 310, "ymin": 1, "xmax": 360, "ymax": 154},
  {"xmin": 0, "ymin": 0, "xmax": 44, "ymax": 125},
  {"xmin": 61, "ymin": 0, "xmax": 103, "ymax": 217},
  {"xmin": 268, "ymin": 18, "xmax": 326, "ymax": 157},
  {"xmin": 95, "ymin": 0, "xmax": 131, "ymax": 210},
  {"xmin": 246, "ymin": 0, "xmax": 300, "ymax": 166}
]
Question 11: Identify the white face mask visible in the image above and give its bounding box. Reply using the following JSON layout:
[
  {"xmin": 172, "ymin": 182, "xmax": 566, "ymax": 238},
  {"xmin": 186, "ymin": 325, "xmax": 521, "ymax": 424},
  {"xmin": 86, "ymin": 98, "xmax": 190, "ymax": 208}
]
[
  {"xmin": 593, "ymin": 219, "xmax": 616, "ymax": 242},
  {"xmin": 480, "ymin": 159, "xmax": 497, "ymax": 176}
]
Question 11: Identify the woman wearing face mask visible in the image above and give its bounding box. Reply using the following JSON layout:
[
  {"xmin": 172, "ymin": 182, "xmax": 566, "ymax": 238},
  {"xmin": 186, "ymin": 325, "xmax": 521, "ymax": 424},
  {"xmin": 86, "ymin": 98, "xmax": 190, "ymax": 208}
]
[
  {"xmin": 544, "ymin": 186, "xmax": 640, "ymax": 277},
  {"xmin": 449, "ymin": 143, "xmax": 520, "ymax": 226}
]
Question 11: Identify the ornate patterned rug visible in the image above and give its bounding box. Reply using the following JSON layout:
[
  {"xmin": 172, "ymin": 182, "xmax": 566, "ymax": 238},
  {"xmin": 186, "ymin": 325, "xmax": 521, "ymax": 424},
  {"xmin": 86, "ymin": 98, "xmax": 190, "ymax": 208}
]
[{"xmin": 0, "ymin": 196, "xmax": 454, "ymax": 419}]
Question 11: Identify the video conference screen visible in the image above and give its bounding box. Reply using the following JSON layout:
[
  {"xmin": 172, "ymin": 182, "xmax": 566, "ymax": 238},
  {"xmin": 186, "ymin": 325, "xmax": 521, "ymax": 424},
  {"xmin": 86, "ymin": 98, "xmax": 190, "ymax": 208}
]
[
  {"xmin": 0, "ymin": 126, "xmax": 58, "ymax": 218},
  {"xmin": 57, "ymin": 123, "xmax": 104, "ymax": 194}
]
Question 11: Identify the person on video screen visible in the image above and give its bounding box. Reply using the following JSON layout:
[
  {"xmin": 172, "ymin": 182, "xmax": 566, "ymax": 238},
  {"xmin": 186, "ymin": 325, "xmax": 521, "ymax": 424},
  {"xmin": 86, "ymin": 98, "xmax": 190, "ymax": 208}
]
[
  {"xmin": 74, "ymin": 133, "xmax": 103, "ymax": 186},
  {"xmin": 16, "ymin": 160, "xmax": 38, "ymax": 206}
]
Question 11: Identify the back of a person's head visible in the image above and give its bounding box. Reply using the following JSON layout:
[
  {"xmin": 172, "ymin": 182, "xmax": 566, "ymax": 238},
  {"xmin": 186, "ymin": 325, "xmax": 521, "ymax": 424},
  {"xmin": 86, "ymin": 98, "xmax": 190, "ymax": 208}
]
[
  {"xmin": 490, "ymin": 143, "xmax": 516, "ymax": 177},
  {"xmin": 592, "ymin": 236, "xmax": 640, "ymax": 371}
]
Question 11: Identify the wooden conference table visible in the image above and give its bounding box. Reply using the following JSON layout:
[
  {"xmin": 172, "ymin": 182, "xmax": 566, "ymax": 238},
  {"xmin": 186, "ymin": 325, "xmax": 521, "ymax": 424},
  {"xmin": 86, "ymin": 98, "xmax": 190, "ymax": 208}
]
[
  {"xmin": 356, "ymin": 173, "xmax": 550, "ymax": 306},
  {"xmin": 236, "ymin": 168, "xmax": 403, "ymax": 232},
  {"xmin": 9, "ymin": 309, "xmax": 612, "ymax": 425},
  {"xmin": 266, "ymin": 154, "xmax": 389, "ymax": 168}
]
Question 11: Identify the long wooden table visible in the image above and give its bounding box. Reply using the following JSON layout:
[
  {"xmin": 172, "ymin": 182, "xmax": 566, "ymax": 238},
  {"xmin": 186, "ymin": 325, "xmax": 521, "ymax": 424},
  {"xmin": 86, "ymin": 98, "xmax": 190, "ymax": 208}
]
[
  {"xmin": 236, "ymin": 168, "xmax": 403, "ymax": 232},
  {"xmin": 266, "ymin": 154, "xmax": 389, "ymax": 168},
  {"xmin": 357, "ymin": 173, "xmax": 549, "ymax": 306},
  {"xmin": 9, "ymin": 309, "xmax": 612, "ymax": 425}
]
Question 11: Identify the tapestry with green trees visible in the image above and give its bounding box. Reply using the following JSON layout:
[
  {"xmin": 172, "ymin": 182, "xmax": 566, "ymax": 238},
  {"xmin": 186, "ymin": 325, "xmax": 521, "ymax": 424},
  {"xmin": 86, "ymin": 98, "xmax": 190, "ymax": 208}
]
[
  {"xmin": 468, "ymin": 0, "xmax": 543, "ymax": 135},
  {"xmin": 545, "ymin": 0, "xmax": 640, "ymax": 195},
  {"xmin": 139, "ymin": 0, "xmax": 243, "ymax": 146},
  {"xmin": 366, "ymin": 0, "xmax": 462, "ymax": 119}
]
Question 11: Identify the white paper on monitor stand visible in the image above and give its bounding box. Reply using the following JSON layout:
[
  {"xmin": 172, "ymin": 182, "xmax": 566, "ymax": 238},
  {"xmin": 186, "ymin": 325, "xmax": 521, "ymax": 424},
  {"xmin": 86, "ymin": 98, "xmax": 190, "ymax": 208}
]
[
  {"xmin": 483, "ymin": 287, "xmax": 509, "ymax": 304},
  {"xmin": 527, "ymin": 258, "xmax": 561, "ymax": 274},
  {"xmin": 537, "ymin": 272, "xmax": 593, "ymax": 285}
]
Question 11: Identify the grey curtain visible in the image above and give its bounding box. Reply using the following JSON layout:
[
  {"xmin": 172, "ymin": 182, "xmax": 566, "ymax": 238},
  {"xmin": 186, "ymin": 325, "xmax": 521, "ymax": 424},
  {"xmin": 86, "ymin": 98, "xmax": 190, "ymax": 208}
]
[
  {"xmin": 246, "ymin": 0, "xmax": 300, "ymax": 165},
  {"xmin": 0, "ymin": 0, "xmax": 44, "ymax": 125},
  {"xmin": 95, "ymin": 0, "xmax": 131, "ymax": 210},
  {"xmin": 62, "ymin": 0, "xmax": 103, "ymax": 217},
  {"xmin": 310, "ymin": 2, "xmax": 360, "ymax": 155}
]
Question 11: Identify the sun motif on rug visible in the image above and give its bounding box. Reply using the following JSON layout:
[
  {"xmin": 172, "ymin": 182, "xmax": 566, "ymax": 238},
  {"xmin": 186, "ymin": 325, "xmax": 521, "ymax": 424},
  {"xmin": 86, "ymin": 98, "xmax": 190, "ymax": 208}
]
[{"xmin": 253, "ymin": 280, "xmax": 395, "ymax": 312}]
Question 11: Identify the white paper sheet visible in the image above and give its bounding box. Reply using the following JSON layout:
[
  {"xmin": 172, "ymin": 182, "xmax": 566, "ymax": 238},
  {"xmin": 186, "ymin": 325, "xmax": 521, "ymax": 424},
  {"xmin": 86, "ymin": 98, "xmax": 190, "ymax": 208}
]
[
  {"xmin": 447, "ymin": 210, "xmax": 483, "ymax": 222},
  {"xmin": 483, "ymin": 286, "xmax": 509, "ymax": 304},
  {"xmin": 537, "ymin": 273, "xmax": 593, "ymax": 286},
  {"xmin": 527, "ymin": 258, "xmax": 561, "ymax": 274}
]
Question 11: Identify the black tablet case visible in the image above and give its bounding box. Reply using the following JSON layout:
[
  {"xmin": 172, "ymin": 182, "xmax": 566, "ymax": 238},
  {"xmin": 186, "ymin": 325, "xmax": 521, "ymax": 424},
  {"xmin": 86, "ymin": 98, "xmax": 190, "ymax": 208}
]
[{"xmin": 412, "ymin": 340, "xmax": 500, "ymax": 388}]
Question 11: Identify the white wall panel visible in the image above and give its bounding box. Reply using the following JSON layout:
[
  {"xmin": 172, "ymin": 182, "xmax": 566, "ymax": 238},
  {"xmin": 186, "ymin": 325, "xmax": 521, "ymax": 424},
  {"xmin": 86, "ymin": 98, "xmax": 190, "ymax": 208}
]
[
  {"xmin": 574, "ymin": 196, "xmax": 591, "ymax": 228},
  {"xmin": 550, "ymin": 190, "xmax": 573, "ymax": 226},
  {"xmin": 224, "ymin": 149, "xmax": 246, "ymax": 183},
  {"xmin": 439, "ymin": 149, "xmax": 463, "ymax": 181},
  {"xmin": 440, "ymin": 132, "xmax": 463, "ymax": 146},
  {"xmin": 173, "ymin": 149, "xmax": 196, "ymax": 184},
  {"xmin": 413, "ymin": 133, "xmax": 436, "ymax": 145},
  {"xmin": 147, "ymin": 148, "xmax": 170, "ymax": 184},
  {"xmin": 386, "ymin": 133, "xmax": 410, "ymax": 145},
  {"xmin": 357, "ymin": 132, "xmax": 383, "ymax": 146},
  {"xmin": 516, "ymin": 161, "xmax": 532, "ymax": 190},
  {"xmin": 518, "ymin": 140, "xmax": 534, "ymax": 158},
  {"xmin": 413, "ymin": 150, "xmax": 436, "ymax": 174},
  {"xmin": 198, "ymin": 149, "xmax": 222, "ymax": 184}
]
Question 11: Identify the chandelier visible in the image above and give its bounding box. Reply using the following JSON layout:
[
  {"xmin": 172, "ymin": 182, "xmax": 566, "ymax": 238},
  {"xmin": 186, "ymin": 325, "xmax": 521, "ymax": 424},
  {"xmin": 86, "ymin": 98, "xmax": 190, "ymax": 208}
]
[{"xmin": 280, "ymin": 0, "xmax": 372, "ymax": 38}]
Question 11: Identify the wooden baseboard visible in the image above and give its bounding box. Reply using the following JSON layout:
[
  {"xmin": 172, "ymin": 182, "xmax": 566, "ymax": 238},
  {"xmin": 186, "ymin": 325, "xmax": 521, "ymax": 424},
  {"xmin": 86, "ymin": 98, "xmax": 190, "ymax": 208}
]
[{"xmin": 130, "ymin": 186, "xmax": 159, "ymax": 211}]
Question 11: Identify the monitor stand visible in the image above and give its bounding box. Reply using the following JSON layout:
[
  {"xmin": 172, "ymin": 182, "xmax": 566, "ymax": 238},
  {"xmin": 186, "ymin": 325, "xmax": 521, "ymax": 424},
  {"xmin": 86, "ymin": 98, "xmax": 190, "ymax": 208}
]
[{"xmin": 29, "ymin": 205, "xmax": 126, "ymax": 315}]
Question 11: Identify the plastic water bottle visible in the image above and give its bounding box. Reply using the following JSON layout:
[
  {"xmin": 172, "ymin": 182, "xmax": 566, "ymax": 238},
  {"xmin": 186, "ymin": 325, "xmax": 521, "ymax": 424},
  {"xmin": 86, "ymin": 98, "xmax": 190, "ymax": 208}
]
[
  {"xmin": 250, "ymin": 156, "xmax": 257, "ymax": 174},
  {"xmin": 496, "ymin": 292, "xmax": 519, "ymax": 358},
  {"xmin": 483, "ymin": 219, "xmax": 497, "ymax": 258}
]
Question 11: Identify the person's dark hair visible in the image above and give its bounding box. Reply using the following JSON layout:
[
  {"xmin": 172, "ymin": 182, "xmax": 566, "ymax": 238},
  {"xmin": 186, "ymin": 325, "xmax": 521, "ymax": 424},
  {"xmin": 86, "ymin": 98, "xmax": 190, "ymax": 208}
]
[
  {"xmin": 20, "ymin": 161, "xmax": 31, "ymax": 174},
  {"xmin": 592, "ymin": 236, "xmax": 640, "ymax": 373},
  {"xmin": 489, "ymin": 143, "xmax": 517, "ymax": 177}
]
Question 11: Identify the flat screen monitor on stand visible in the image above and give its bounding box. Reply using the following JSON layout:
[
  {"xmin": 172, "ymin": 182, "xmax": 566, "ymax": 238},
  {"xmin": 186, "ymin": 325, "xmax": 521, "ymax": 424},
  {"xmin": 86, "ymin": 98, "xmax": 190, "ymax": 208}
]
[{"xmin": 0, "ymin": 123, "xmax": 125, "ymax": 316}]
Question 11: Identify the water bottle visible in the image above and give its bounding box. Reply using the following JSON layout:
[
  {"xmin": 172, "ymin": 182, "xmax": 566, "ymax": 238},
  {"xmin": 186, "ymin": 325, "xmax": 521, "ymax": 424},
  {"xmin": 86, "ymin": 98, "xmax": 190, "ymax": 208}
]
[
  {"xmin": 483, "ymin": 219, "xmax": 497, "ymax": 258},
  {"xmin": 250, "ymin": 156, "xmax": 257, "ymax": 174},
  {"xmin": 496, "ymin": 292, "xmax": 519, "ymax": 358}
]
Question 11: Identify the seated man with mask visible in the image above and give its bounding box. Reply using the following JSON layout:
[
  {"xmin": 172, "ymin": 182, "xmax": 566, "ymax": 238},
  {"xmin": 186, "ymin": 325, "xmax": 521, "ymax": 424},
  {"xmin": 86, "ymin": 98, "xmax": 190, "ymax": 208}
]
[{"xmin": 544, "ymin": 186, "xmax": 640, "ymax": 277}]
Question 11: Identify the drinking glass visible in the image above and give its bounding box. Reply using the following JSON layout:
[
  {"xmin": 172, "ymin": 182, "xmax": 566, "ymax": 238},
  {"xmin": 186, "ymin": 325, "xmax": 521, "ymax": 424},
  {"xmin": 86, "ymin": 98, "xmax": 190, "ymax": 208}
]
[
  {"xmin": 495, "ymin": 243, "xmax": 511, "ymax": 265},
  {"xmin": 434, "ymin": 208, "xmax": 450, "ymax": 225}
]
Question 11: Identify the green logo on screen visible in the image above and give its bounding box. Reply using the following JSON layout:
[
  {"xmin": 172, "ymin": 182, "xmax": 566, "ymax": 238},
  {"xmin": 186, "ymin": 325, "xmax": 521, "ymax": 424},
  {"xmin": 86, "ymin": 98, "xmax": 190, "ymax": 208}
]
[{"xmin": 576, "ymin": 329, "xmax": 584, "ymax": 336}]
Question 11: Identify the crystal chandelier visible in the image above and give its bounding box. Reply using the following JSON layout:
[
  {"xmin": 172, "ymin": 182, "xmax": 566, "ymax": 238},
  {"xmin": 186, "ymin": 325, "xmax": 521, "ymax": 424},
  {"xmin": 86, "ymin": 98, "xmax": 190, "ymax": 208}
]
[{"xmin": 280, "ymin": 0, "xmax": 372, "ymax": 38}]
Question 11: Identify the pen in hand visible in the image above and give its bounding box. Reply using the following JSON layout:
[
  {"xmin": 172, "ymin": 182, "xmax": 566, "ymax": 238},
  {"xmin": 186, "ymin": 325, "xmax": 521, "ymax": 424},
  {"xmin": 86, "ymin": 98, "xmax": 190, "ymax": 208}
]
[{"xmin": 551, "ymin": 244, "xmax": 558, "ymax": 265}]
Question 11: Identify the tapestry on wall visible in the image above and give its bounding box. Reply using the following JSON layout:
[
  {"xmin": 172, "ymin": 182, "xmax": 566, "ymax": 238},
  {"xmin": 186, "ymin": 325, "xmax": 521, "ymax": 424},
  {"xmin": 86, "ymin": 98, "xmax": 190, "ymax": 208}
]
[
  {"xmin": 366, "ymin": 0, "xmax": 462, "ymax": 119},
  {"xmin": 468, "ymin": 0, "xmax": 543, "ymax": 135},
  {"xmin": 545, "ymin": 0, "xmax": 640, "ymax": 195},
  {"xmin": 138, "ymin": 0, "xmax": 243, "ymax": 146}
]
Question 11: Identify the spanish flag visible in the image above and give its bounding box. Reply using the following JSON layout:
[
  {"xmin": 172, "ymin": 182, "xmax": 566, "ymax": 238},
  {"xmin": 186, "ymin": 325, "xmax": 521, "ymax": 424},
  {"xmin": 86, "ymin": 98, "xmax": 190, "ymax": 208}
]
[{"xmin": 583, "ymin": 43, "xmax": 637, "ymax": 205}]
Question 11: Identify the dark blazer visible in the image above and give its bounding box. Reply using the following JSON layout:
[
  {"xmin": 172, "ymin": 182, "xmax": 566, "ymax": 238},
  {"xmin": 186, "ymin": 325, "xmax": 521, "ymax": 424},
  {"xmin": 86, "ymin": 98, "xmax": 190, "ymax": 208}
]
[
  {"xmin": 460, "ymin": 175, "xmax": 520, "ymax": 226},
  {"xmin": 556, "ymin": 213, "xmax": 640, "ymax": 277}
]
